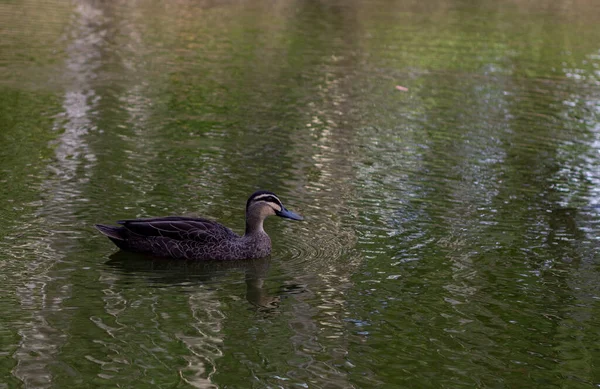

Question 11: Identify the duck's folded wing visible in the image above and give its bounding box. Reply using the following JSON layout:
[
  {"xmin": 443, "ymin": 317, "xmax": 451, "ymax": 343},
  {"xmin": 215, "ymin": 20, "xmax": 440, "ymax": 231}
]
[{"xmin": 117, "ymin": 216, "xmax": 239, "ymax": 242}]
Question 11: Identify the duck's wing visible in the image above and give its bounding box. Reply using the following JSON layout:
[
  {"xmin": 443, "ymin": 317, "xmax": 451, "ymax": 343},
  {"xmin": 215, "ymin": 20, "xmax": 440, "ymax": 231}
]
[{"xmin": 117, "ymin": 216, "xmax": 239, "ymax": 243}]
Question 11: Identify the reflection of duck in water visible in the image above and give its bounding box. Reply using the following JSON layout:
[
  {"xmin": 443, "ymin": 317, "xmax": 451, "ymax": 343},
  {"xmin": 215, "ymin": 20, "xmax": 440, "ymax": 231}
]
[
  {"xmin": 96, "ymin": 191, "xmax": 303, "ymax": 260},
  {"xmin": 105, "ymin": 253, "xmax": 300, "ymax": 309}
]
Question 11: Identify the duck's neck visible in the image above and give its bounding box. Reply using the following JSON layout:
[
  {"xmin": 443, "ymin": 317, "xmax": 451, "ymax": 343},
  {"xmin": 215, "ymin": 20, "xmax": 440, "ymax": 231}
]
[
  {"xmin": 245, "ymin": 218, "xmax": 265, "ymax": 235},
  {"xmin": 245, "ymin": 208, "xmax": 266, "ymax": 236}
]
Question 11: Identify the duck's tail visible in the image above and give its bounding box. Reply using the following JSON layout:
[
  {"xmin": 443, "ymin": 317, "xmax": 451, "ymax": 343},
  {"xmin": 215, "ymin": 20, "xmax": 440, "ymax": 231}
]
[
  {"xmin": 95, "ymin": 224, "xmax": 125, "ymax": 240},
  {"xmin": 96, "ymin": 224, "xmax": 133, "ymax": 251}
]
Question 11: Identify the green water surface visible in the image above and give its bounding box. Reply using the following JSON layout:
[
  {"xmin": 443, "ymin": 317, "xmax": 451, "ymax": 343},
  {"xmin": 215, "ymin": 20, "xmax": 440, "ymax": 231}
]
[{"xmin": 2, "ymin": 0, "xmax": 600, "ymax": 387}]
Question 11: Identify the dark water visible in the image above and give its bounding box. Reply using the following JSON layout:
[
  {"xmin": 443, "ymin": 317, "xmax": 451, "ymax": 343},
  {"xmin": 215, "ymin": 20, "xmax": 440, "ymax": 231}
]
[{"xmin": 2, "ymin": 0, "xmax": 600, "ymax": 387}]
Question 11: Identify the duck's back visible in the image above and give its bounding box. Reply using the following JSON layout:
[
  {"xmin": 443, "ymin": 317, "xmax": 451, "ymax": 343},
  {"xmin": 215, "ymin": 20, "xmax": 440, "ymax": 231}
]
[{"xmin": 96, "ymin": 216, "xmax": 256, "ymax": 260}]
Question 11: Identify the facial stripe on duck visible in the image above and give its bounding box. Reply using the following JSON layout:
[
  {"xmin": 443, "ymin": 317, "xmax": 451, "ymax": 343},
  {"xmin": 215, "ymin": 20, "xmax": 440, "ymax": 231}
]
[
  {"xmin": 247, "ymin": 191, "xmax": 283, "ymax": 210},
  {"xmin": 245, "ymin": 193, "xmax": 283, "ymax": 234}
]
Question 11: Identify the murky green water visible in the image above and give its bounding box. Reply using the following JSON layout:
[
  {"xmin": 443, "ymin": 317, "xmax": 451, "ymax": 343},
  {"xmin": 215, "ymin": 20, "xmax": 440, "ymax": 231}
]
[{"xmin": 2, "ymin": 0, "xmax": 600, "ymax": 387}]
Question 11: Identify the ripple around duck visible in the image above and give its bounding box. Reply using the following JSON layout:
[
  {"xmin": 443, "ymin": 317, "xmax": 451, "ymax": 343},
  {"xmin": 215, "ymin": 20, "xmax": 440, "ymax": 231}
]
[{"xmin": 275, "ymin": 222, "xmax": 359, "ymax": 273}]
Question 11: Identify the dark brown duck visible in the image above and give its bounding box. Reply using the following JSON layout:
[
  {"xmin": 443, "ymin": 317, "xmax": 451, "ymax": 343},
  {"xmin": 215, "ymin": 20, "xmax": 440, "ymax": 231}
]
[{"xmin": 95, "ymin": 190, "xmax": 303, "ymax": 260}]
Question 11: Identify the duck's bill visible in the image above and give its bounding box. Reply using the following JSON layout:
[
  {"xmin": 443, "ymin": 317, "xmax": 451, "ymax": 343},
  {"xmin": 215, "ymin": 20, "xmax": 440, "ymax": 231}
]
[{"xmin": 277, "ymin": 207, "xmax": 304, "ymax": 221}]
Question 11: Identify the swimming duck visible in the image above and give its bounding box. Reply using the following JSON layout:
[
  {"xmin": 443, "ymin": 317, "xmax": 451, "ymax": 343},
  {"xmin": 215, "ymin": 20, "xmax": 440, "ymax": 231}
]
[{"xmin": 95, "ymin": 190, "xmax": 303, "ymax": 260}]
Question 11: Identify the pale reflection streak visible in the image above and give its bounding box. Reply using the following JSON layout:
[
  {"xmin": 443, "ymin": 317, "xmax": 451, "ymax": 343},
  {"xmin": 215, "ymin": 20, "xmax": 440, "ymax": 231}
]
[
  {"xmin": 580, "ymin": 50, "xmax": 600, "ymax": 204},
  {"xmin": 442, "ymin": 83, "xmax": 508, "ymax": 304},
  {"xmin": 95, "ymin": 269, "xmax": 223, "ymax": 388},
  {"xmin": 176, "ymin": 289, "xmax": 223, "ymax": 389},
  {"xmin": 12, "ymin": 1, "xmax": 101, "ymax": 387},
  {"xmin": 285, "ymin": 51, "xmax": 361, "ymax": 387},
  {"xmin": 118, "ymin": 17, "xmax": 158, "ymax": 199},
  {"xmin": 94, "ymin": 4, "xmax": 224, "ymax": 386},
  {"xmin": 550, "ymin": 53, "xmax": 600, "ymax": 383},
  {"xmin": 118, "ymin": 0, "xmax": 230, "ymax": 203}
]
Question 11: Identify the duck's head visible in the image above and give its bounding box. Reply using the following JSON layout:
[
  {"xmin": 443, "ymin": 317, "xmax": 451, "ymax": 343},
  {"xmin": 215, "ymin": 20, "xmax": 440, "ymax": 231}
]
[{"xmin": 245, "ymin": 190, "xmax": 303, "ymax": 233}]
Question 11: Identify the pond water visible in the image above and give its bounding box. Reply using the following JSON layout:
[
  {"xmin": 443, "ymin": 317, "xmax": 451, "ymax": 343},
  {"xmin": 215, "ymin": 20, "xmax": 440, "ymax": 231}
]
[{"xmin": 2, "ymin": 0, "xmax": 600, "ymax": 387}]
